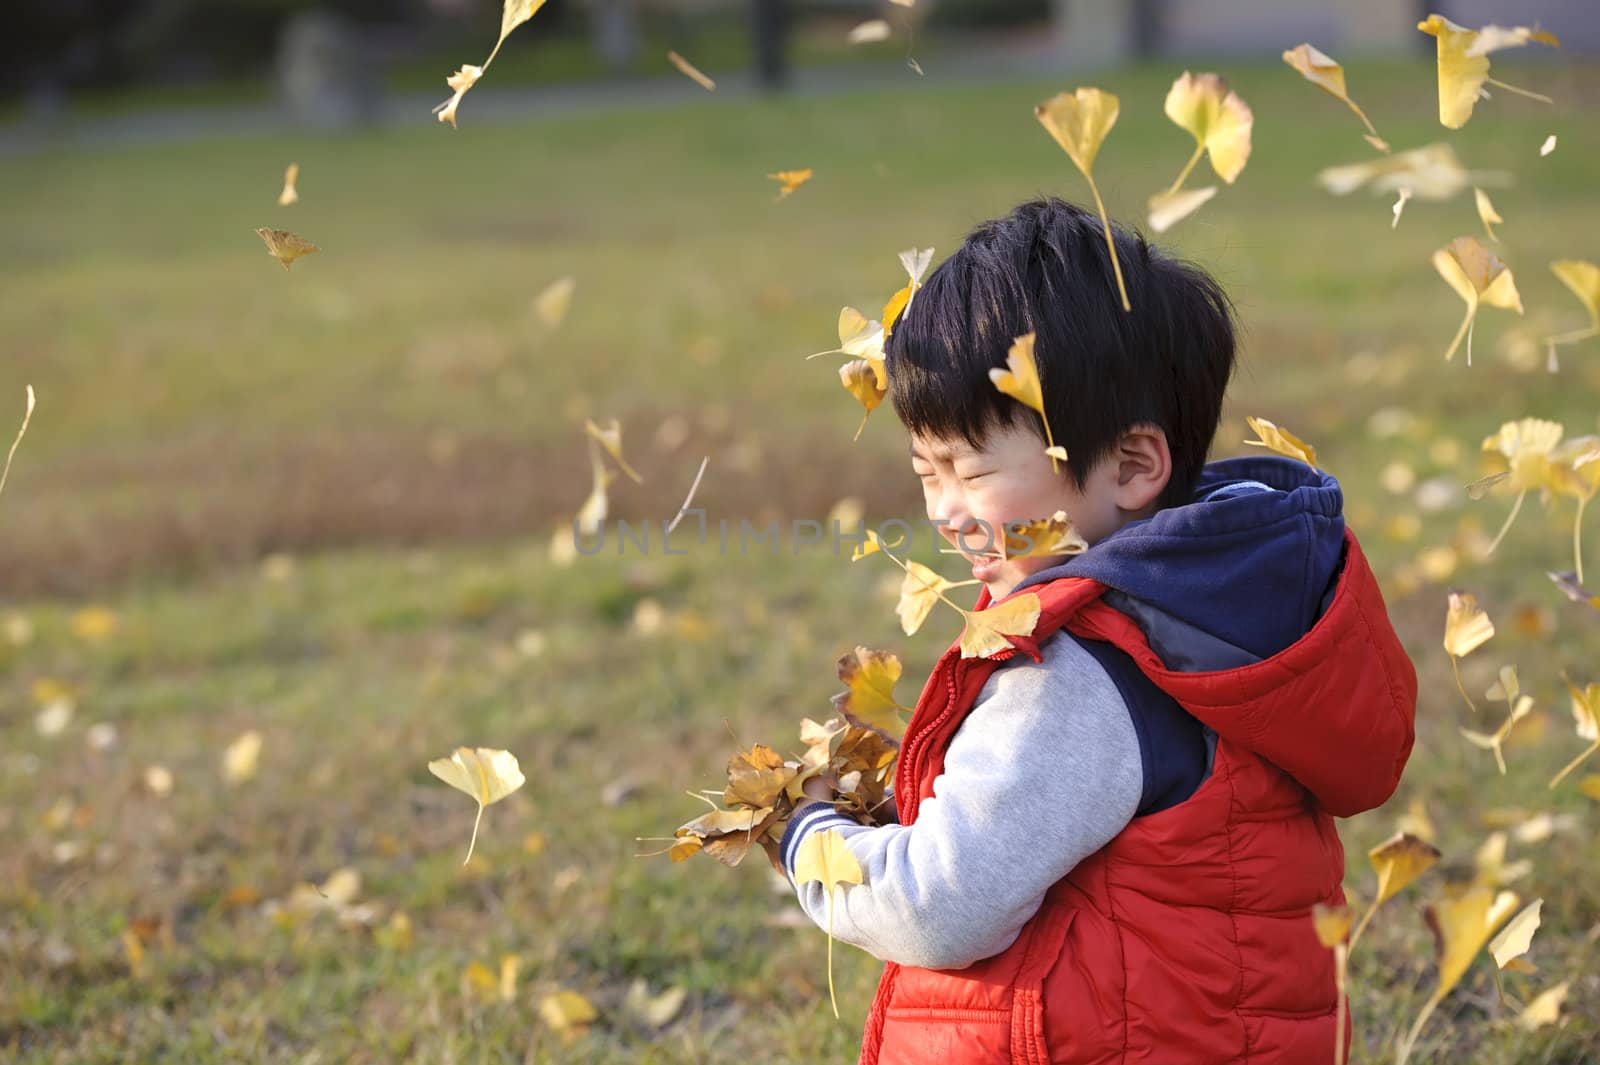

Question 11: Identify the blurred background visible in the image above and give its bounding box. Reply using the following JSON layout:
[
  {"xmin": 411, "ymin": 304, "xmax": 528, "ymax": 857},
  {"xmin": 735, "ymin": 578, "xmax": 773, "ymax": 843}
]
[{"xmin": 3, "ymin": 2, "xmax": 1599, "ymax": 1063}]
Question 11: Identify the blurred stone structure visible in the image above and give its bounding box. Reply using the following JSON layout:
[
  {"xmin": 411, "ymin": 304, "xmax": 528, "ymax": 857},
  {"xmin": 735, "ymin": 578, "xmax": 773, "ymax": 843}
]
[{"xmin": 277, "ymin": 10, "xmax": 380, "ymax": 130}]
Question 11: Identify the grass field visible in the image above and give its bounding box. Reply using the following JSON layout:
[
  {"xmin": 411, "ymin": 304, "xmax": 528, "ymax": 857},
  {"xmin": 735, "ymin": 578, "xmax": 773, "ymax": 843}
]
[{"xmin": 3, "ymin": 51, "xmax": 1600, "ymax": 1063}]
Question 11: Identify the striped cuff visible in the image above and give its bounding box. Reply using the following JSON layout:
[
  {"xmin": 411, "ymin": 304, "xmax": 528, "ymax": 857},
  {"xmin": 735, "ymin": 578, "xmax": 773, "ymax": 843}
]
[{"xmin": 780, "ymin": 804, "xmax": 859, "ymax": 881}]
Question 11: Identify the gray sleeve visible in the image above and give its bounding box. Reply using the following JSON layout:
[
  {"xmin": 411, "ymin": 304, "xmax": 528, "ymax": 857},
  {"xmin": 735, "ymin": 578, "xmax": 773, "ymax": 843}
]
[{"xmin": 780, "ymin": 633, "xmax": 1143, "ymax": 970}]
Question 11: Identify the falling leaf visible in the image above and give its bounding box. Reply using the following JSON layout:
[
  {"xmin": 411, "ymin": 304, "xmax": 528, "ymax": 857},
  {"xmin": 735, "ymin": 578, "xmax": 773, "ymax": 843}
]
[
  {"xmin": 989, "ymin": 334, "xmax": 1063, "ymax": 471},
  {"xmin": 1540, "ymin": 134, "xmax": 1557, "ymax": 156},
  {"xmin": 277, "ymin": 162, "xmax": 299, "ymax": 206},
  {"xmin": 1162, "ymin": 71, "xmax": 1253, "ymax": 192},
  {"xmin": 1146, "ymin": 186, "xmax": 1217, "ymax": 233},
  {"xmin": 1318, "ymin": 142, "xmax": 1470, "ymax": 201},
  {"xmin": 70, "ymin": 606, "xmax": 117, "ymax": 642},
  {"xmin": 1392, "ymin": 187, "xmax": 1413, "ymax": 229},
  {"xmin": 1311, "ymin": 902, "xmax": 1354, "ymax": 1065},
  {"xmin": 1550, "ymin": 679, "xmax": 1600, "ymax": 789},
  {"xmin": 848, "ymin": 19, "xmax": 891, "ymax": 44},
  {"xmin": 960, "ymin": 592, "xmax": 1041, "ymax": 659},
  {"xmin": 1034, "ymin": 88, "xmax": 1130, "ymax": 311},
  {"xmin": 575, "ymin": 440, "xmax": 615, "ymax": 537},
  {"xmin": 1444, "ymin": 590, "xmax": 1494, "ymax": 712},
  {"xmin": 1281, "ymin": 44, "xmax": 1385, "ymax": 148},
  {"xmin": 222, "ymin": 730, "xmax": 263, "ymax": 784},
  {"xmin": 584, "ymin": 418, "xmax": 643, "ymax": 484},
  {"xmin": 1243, "ymin": 416, "xmax": 1318, "ymax": 468},
  {"xmin": 1545, "ymin": 436, "xmax": 1600, "ymax": 583},
  {"xmin": 1460, "ymin": 676, "xmax": 1533, "ymax": 775},
  {"xmin": 1488, "ymin": 898, "xmax": 1542, "ymax": 968},
  {"xmin": 1519, "ymin": 981, "xmax": 1570, "ymax": 1030},
  {"xmin": 840, "ymin": 360, "xmax": 886, "ymax": 441},
  {"xmin": 1546, "ymin": 259, "xmax": 1600, "ymax": 357},
  {"xmin": 255, "ymin": 227, "xmax": 319, "ymax": 271},
  {"xmin": 535, "ymin": 277, "xmax": 576, "ymax": 329},
  {"xmin": 433, "ymin": 64, "xmax": 482, "ymax": 128},
  {"xmin": 1399, "ymin": 886, "xmax": 1522, "ymax": 1064},
  {"xmin": 768, "ymin": 169, "xmax": 813, "ymax": 200},
  {"xmin": 1475, "ymin": 831, "xmax": 1533, "ymax": 887},
  {"xmin": 427, "ymin": 746, "xmax": 526, "ymax": 864},
  {"xmin": 1002, "ymin": 512, "xmax": 1088, "ymax": 560},
  {"xmin": 793, "ymin": 828, "xmax": 865, "ymax": 1019},
  {"xmin": 666, "ymin": 51, "xmax": 715, "ymax": 92},
  {"xmin": 806, "ymin": 307, "xmax": 886, "ymax": 390},
  {"xmin": 1312, "ymin": 903, "xmax": 1353, "ymax": 947},
  {"xmin": 1432, "ymin": 236, "xmax": 1523, "ymax": 364},
  {"xmin": 897, "ymin": 560, "xmax": 976, "ymax": 636},
  {"xmin": 624, "ymin": 979, "xmax": 688, "ymax": 1028},
  {"xmin": 897, "ymin": 246, "xmax": 934, "ymax": 315},
  {"xmin": 1418, "ymin": 15, "xmax": 1557, "ymax": 130},
  {"xmin": 433, "ymin": 1, "xmax": 549, "ymax": 126},
  {"xmin": 1480, "ymin": 418, "xmax": 1562, "ymax": 554},
  {"xmin": 1370, "ymin": 832, "xmax": 1443, "ymax": 908},
  {"xmin": 539, "ymin": 989, "xmax": 597, "ymax": 1037},
  {"xmin": 830, "ymin": 647, "xmax": 910, "ymax": 741},
  {"xmin": 1548, "ymin": 569, "xmax": 1600, "ymax": 607},
  {"xmin": 1395, "ymin": 796, "xmax": 1437, "ymax": 843},
  {"xmin": 1474, "ymin": 189, "xmax": 1504, "ymax": 241}
]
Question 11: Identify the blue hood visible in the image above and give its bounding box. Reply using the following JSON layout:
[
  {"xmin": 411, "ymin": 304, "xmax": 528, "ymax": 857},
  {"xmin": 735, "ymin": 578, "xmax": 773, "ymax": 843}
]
[{"xmin": 1012, "ymin": 457, "xmax": 1346, "ymax": 670}]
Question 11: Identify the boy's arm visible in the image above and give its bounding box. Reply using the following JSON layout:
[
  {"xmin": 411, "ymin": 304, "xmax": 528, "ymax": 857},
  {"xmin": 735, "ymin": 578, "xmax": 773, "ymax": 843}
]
[{"xmin": 778, "ymin": 634, "xmax": 1142, "ymax": 971}]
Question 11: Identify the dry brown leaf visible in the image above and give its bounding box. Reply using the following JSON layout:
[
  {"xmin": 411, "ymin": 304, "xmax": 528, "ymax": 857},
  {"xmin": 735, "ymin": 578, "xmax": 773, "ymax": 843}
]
[{"xmin": 255, "ymin": 227, "xmax": 319, "ymax": 271}]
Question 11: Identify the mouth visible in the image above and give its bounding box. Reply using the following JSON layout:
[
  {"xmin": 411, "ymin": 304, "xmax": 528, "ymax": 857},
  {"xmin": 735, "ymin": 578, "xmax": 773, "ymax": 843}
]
[{"xmin": 969, "ymin": 555, "xmax": 1003, "ymax": 583}]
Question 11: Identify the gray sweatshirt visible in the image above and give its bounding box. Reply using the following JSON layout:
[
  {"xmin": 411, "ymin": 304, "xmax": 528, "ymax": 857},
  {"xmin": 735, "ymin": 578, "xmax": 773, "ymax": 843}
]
[{"xmin": 779, "ymin": 630, "xmax": 1142, "ymax": 971}]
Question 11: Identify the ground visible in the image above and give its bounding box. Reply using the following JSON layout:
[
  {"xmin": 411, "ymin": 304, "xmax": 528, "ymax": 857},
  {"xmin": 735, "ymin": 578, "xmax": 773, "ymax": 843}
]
[{"xmin": 2, "ymin": 56, "xmax": 1599, "ymax": 1063}]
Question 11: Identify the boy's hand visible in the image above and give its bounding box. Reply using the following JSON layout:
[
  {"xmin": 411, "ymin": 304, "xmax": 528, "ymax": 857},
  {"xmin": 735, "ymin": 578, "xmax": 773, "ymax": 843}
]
[{"xmin": 793, "ymin": 774, "xmax": 834, "ymax": 813}]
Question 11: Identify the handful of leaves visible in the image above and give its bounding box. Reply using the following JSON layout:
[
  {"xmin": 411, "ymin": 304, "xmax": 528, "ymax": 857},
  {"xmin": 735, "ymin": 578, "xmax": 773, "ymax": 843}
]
[{"xmin": 666, "ymin": 714, "xmax": 898, "ymax": 874}]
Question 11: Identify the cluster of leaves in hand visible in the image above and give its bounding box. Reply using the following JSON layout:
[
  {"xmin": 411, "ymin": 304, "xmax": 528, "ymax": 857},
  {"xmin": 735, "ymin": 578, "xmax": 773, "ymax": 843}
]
[{"xmin": 666, "ymin": 649, "xmax": 906, "ymax": 873}]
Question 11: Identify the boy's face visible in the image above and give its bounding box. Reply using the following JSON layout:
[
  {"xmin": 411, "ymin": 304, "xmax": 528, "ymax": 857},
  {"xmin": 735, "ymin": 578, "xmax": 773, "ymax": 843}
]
[{"xmin": 909, "ymin": 423, "xmax": 1132, "ymax": 601}]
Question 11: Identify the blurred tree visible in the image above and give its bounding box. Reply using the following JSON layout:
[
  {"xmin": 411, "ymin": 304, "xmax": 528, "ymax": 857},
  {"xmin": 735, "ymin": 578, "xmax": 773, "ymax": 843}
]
[{"xmin": 752, "ymin": 0, "xmax": 786, "ymax": 90}]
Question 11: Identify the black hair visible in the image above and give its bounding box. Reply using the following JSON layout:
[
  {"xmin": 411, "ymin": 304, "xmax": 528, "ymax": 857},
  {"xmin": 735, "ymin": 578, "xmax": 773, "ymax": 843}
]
[{"xmin": 885, "ymin": 197, "xmax": 1236, "ymax": 510}]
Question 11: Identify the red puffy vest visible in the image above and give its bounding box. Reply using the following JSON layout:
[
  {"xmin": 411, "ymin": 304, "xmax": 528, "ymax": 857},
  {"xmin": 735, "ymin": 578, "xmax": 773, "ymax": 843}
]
[{"xmin": 859, "ymin": 530, "xmax": 1416, "ymax": 1064}]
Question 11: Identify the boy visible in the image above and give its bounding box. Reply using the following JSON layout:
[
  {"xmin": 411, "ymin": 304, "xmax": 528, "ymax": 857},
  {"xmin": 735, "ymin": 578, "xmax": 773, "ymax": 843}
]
[{"xmin": 777, "ymin": 198, "xmax": 1417, "ymax": 1064}]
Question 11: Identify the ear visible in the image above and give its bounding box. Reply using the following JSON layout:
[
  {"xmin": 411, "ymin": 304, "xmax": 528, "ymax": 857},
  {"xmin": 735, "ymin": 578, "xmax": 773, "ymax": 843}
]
[{"xmin": 1112, "ymin": 424, "xmax": 1172, "ymax": 513}]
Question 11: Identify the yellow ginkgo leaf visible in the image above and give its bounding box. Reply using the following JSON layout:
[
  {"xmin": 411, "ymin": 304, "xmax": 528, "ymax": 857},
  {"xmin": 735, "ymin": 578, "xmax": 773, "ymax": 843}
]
[
  {"xmin": 1474, "ymin": 831, "xmax": 1533, "ymax": 888},
  {"xmin": 1459, "ymin": 691, "xmax": 1532, "ymax": 775},
  {"xmin": 1370, "ymin": 832, "xmax": 1442, "ymax": 908},
  {"xmin": 278, "ymin": 162, "xmax": 299, "ymax": 206},
  {"xmin": 427, "ymin": 746, "xmax": 526, "ymax": 865},
  {"xmin": 898, "ymin": 561, "xmax": 978, "ymax": 637},
  {"xmin": 1432, "ymin": 236, "xmax": 1523, "ymax": 364},
  {"xmin": 222, "ymin": 730, "xmax": 263, "ymax": 784},
  {"xmin": 1480, "ymin": 418, "xmax": 1563, "ymax": 556},
  {"xmin": 575, "ymin": 441, "xmax": 615, "ymax": 537},
  {"xmin": 768, "ymin": 168, "xmax": 813, "ymax": 200},
  {"xmin": 1034, "ymin": 88, "xmax": 1130, "ymax": 312},
  {"xmin": 1146, "ymin": 186, "xmax": 1217, "ymax": 234},
  {"xmin": 1466, "ymin": 24, "xmax": 1561, "ymax": 57},
  {"xmin": 1488, "ymin": 897, "xmax": 1542, "ymax": 969},
  {"xmin": 666, "ymin": 50, "xmax": 715, "ymax": 91},
  {"xmin": 1281, "ymin": 44, "xmax": 1385, "ymax": 147},
  {"xmin": 959, "ymin": 592, "xmax": 1041, "ymax": 659},
  {"xmin": 1003, "ymin": 511, "xmax": 1088, "ymax": 560},
  {"xmin": 433, "ymin": 2, "xmax": 548, "ymax": 127},
  {"xmin": 1162, "ymin": 72, "xmax": 1253, "ymax": 186},
  {"xmin": 1550, "ymin": 679, "xmax": 1600, "ymax": 790},
  {"xmin": 724, "ymin": 744, "xmax": 797, "ymax": 809},
  {"xmin": 989, "ymin": 333, "xmax": 1063, "ymax": 472},
  {"xmin": 1444, "ymin": 590, "xmax": 1494, "ymax": 712},
  {"xmin": 830, "ymin": 646, "xmax": 910, "ymax": 742},
  {"xmin": 539, "ymin": 989, "xmax": 598, "ymax": 1037},
  {"xmin": 1318, "ymin": 142, "xmax": 1468, "ymax": 201},
  {"xmin": 792, "ymin": 828, "xmax": 865, "ymax": 1019},
  {"xmin": 808, "ymin": 307, "xmax": 887, "ymax": 389},
  {"xmin": 255, "ymin": 227, "xmax": 319, "ymax": 271},
  {"xmin": 1243, "ymin": 416, "xmax": 1318, "ymax": 468},
  {"xmin": 1518, "ymin": 981, "xmax": 1570, "ymax": 1030},
  {"xmin": 1547, "ymin": 259, "xmax": 1600, "ymax": 362},
  {"xmin": 0, "ymin": 384, "xmax": 34, "ymax": 505},
  {"xmin": 1399, "ymin": 886, "xmax": 1521, "ymax": 1064},
  {"xmin": 1474, "ymin": 188, "xmax": 1503, "ymax": 241},
  {"xmin": 1395, "ymin": 795, "xmax": 1437, "ymax": 844},
  {"xmin": 1418, "ymin": 15, "xmax": 1556, "ymax": 130},
  {"xmin": 584, "ymin": 418, "xmax": 643, "ymax": 484},
  {"xmin": 840, "ymin": 359, "xmax": 886, "ymax": 441},
  {"xmin": 535, "ymin": 277, "xmax": 576, "ymax": 329}
]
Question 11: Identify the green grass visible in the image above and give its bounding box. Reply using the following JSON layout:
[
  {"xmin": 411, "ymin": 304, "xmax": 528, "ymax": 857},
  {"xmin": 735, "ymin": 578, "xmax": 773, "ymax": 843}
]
[{"xmin": 4, "ymin": 54, "xmax": 1600, "ymax": 1063}]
